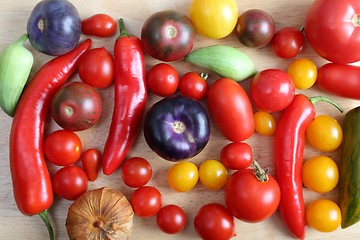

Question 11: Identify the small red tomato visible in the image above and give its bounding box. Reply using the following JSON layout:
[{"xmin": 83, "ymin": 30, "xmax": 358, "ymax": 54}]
[
  {"xmin": 130, "ymin": 186, "xmax": 162, "ymax": 218},
  {"xmin": 81, "ymin": 148, "xmax": 101, "ymax": 182},
  {"xmin": 271, "ymin": 27, "xmax": 305, "ymax": 59},
  {"xmin": 156, "ymin": 204, "xmax": 187, "ymax": 234},
  {"xmin": 78, "ymin": 47, "xmax": 115, "ymax": 89},
  {"xmin": 250, "ymin": 69, "xmax": 295, "ymax": 113},
  {"xmin": 220, "ymin": 142, "xmax": 253, "ymax": 170},
  {"xmin": 147, "ymin": 63, "xmax": 179, "ymax": 97},
  {"xmin": 81, "ymin": 14, "xmax": 117, "ymax": 37},
  {"xmin": 44, "ymin": 130, "xmax": 82, "ymax": 166},
  {"xmin": 121, "ymin": 157, "xmax": 152, "ymax": 188},
  {"xmin": 179, "ymin": 72, "xmax": 208, "ymax": 100},
  {"xmin": 52, "ymin": 165, "xmax": 88, "ymax": 200}
]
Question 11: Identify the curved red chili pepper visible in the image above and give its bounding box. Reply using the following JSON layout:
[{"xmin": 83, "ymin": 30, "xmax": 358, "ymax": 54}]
[{"xmin": 102, "ymin": 19, "xmax": 147, "ymax": 175}]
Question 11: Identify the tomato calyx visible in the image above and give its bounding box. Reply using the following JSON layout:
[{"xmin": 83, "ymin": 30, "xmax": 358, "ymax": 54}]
[
  {"xmin": 352, "ymin": 14, "xmax": 360, "ymax": 27},
  {"xmin": 252, "ymin": 160, "xmax": 269, "ymax": 182},
  {"xmin": 199, "ymin": 72, "xmax": 208, "ymax": 80}
]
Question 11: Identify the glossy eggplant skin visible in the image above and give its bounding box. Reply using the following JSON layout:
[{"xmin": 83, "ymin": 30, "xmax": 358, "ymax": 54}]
[{"xmin": 143, "ymin": 95, "xmax": 210, "ymax": 161}]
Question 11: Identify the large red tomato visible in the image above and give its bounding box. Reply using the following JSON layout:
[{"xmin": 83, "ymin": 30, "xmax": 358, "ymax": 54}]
[{"xmin": 305, "ymin": 0, "xmax": 360, "ymax": 63}]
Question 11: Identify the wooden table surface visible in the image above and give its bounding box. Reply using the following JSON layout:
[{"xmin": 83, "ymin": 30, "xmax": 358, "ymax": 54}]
[{"xmin": 1, "ymin": 0, "xmax": 360, "ymax": 239}]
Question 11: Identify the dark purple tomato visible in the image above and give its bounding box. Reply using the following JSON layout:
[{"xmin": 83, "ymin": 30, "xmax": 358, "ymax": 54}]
[
  {"xmin": 51, "ymin": 82, "xmax": 102, "ymax": 131},
  {"xmin": 27, "ymin": 0, "xmax": 81, "ymax": 56},
  {"xmin": 235, "ymin": 9, "xmax": 275, "ymax": 48},
  {"xmin": 141, "ymin": 10, "xmax": 195, "ymax": 62},
  {"xmin": 143, "ymin": 95, "xmax": 210, "ymax": 161}
]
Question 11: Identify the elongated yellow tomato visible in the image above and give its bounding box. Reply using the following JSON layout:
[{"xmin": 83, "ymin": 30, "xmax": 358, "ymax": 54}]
[{"xmin": 189, "ymin": 0, "xmax": 238, "ymax": 39}]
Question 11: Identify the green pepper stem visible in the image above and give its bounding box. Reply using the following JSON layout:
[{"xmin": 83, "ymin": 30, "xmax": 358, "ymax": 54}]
[
  {"xmin": 16, "ymin": 34, "xmax": 29, "ymax": 45},
  {"xmin": 39, "ymin": 210, "xmax": 54, "ymax": 240},
  {"xmin": 309, "ymin": 96, "xmax": 344, "ymax": 113},
  {"xmin": 118, "ymin": 18, "xmax": 132, "ymax": 39}
]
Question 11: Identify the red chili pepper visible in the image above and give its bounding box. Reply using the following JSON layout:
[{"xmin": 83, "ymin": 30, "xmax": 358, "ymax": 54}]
[
  {"xmin": 102, "ymin": 19, "xmax": 147, "ymax": 175},
  {"xmin": 9, "ymin": 39, "xmax": 91, "ymax": 239},
  {"xmin": 273, "ymin": 94, "xmax": 342, "ymax": 239}
]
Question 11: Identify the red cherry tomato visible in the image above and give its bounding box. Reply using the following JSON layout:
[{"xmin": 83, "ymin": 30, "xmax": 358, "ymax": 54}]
[
  {"xmin": 156, "ymin": 204, "xmax": 187, "ymax": 234},
  {"xmin": 44, "ymin": 130, "xmax": 82, "ymax": 166},
  {"xmin": 81, "ymin": 148, "xmax": 101, "ymax": 182},
  {"xmin": 121, "ymin": 157, "xmax": 152, "ymax": 188},
  {"xmin": 220, "ymin": 142, "xmax": 253, "ymax": 170},
  {"xmin": 130, "ymin": 186, "xmax": 162, "ymax": 218},
  {"xmin": 271, "ymin": 27, "xmax": 305, "ymax": 59},
  {"xmin": 179, "ymin": 72, "xmax": 208, "ymax": 100},
  {"xmin": 78, "ymin": 47, "xmax": 115, "ymax": 89},
  {"xmin": 81, "ymin": 14, "xmax": 117, "ymax": 37},
  {"xmin": 147, "ymin": 63, "xmax": 179, "ymax": 97},
  {"xmin": 194, "ymin": 203, "xmax": 236, "ymax": 240},
  {"xmin": 52, "ymin": 165, "xmax": 88, "ymax": 200}
]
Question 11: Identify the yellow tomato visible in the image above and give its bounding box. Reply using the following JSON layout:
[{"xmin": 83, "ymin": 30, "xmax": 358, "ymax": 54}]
[
  {"xmin": 306, "ymin": 199, "xmax": 341, "ymax": 232},
  {"xmin": 189, "ymin": 0, "xmax": 238, "ymax": 39},
  {"xmin": 199, "ymin": 159, "xmax": 228, "ymax": 190},
  {"xmin": 167, "ymin": 161, "xmax": 199, "ymax": 192},
  {"xmin": 287, "ymin": 58, "xmax": 317, "ymax": 90},
  {"xmin": 253, "ymin": 111, "xmax": 276, "ymax": 136}
]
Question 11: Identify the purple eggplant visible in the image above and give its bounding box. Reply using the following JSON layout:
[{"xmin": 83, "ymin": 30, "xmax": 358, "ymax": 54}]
[{"xmin": 144, "ymin": 95, "xmax": 210, "ymax": 161}]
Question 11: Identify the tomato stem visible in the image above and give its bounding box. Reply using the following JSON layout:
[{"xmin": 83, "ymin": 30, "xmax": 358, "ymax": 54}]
[
  {"xmin": 252, "ymin": 160, "xmax": 269, "ymax": 182},
  {"xmin": 38, "ymin": 210, "xmax": 54, "ymax": 240},
  {"xmin": 200, "ymin": 72, "xmax": 208, "ymax": 80},
  {"xmin": 308, "ymin": 96, "xmax": 344, "ymax": 113}
]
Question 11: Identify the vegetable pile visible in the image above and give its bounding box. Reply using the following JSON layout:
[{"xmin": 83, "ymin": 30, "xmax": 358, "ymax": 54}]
[{"xmin": 1, "ymin": 0, "xmax": 360, "ymax": 239}]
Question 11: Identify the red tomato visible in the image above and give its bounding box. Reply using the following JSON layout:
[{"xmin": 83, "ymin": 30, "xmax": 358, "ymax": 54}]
[
  {"xmin": 179, "ymin": 72, "xmax": 208, "ymax": 100},
  {"xmin": 220, "ymin": 142, "xmax": 253, "ymax": 170},
  {"xmin": 156, "ymin": 204, "xmax": 187, "ymax": 234},
  {"xmin": 207, "ymin": 78, "xmax": 254, "ymax": 142},
  {"xmin": 271, "ymin": 27, "xmax": 305, "ymax": 59},
  {"xmin": 194, "ymin": 203, "xmax": 236, "ymax": 240},
  {"xmin": 78, "ymin": 47, "xmax": 115, "ymax": 88},
  {"xmin": 44, "ymin": 130, "xmax": 82, "ymax": 166},
  {"xmin": 121, "ymin": 157, "xmax": 152, "ymax": 188},
  {"xmin": 305, "ymin": 0, "xmax": 360, "ymax": 63},
  {"xmin": 225, "ymin": 168, "xmax": 280, "ymax": 222},
  {"xmin": 52, "ymin": 165, "xmax": 88, "ymax": 200},
  {"xmin": 250, "ymin": 69, "xmax": 295, "ymax": 113},
  {"xmin": 130, "ymin": 186, "xmax": 162, "ymax": 218},
  {"xmin": 147, "ymin": 63, "xmax": 179, "ymax": 97},
  {"xmin": 81, "ymin": 14, "xmax": 117, "ymax": 37},
  {"xmin": 81, "ymin": 148, "xmax": 101, "ymax": 182}
]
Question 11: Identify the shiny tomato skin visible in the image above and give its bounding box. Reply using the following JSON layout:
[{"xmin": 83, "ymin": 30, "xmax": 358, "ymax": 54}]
[
  {"xmin": 305, "ymin": 0, "xmax": 360, "ymax": 63},
  {"xmin": 179, "ymin": 72, "xmax": 208, "ymax": 100},
  {"xmin": 81, "ymin": 14, "xmax": 117, "ymax": 37},
  {"xmin": 121, "ymin": 157, "xmax": 152, "ymax": 188},
  {"xmin": 52, "ymin": 165, "xmax": 88, "ymax": 201},
  {"xmin": 146, "ymin": 63, "xmax": 179, "ymax": 97},
  {"xmin": 225, "ymin": 169, "xmax": 281, "ymax": 222},
  {"xmin": 220, "ymin": 142, "xmax": 253, "ymax": 170},
  {"xmin": 156, "ymin": 204, "xmax": 187, "ymax": 234},
  {"xmin": 207, "ymin": 78, "xmax": 254, "ymax": 142},
  {"xmin": 141, "ymin": 10, "xmax": 195, "ymax": 62},
  {"xmin": 306, "ymin": 199, "xmax": 341, "ymax": 232},
  {"xmin": 81, "ymin": 148, "xmax": 101, "ymax": 182},
  {"xmin": 253, "ymin": 111, "xmax": 276, "ymax": 136},
  {"xmin": 250, "ymin": 69, "xmax": 295, "ymax": 113},
  {"xmin": 271, "ymin": 27, "xmax": 305, "ymax": 59},
  {"xmin": 44, "ymin": 130, "xmax": 82, "ymax": 166},
  {"xmin": 130, "ymin": 186, "xmax": 162, "ymax": 218}
]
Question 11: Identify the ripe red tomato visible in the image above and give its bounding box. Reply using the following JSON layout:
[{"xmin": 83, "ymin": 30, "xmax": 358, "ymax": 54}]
[
  {"xmin": 179, "ymin": 72, "xmax": 208, "ymax": 100},
  {"xmin": 305, "ymin": 0, "xmax": 360, "ymax": 63},
  {"xmin": 220, "ymin": 142, "xmax": 253, "ymax": 170},
  {"xmin": 121, "ymin": 157, "xmax": 152, "ymax": 188},
  {"xmin": 81, "ymin": 14, "xmax": 117, "ymax": 37},
  {"xmin": 207, "ymin": 78, "xmax": 254, "ymax": 142},
  {"xmin": 81, "ymin": 148, "xmax": 101, "ymax": 182},
  {"xmin": 194, "ymin": 203, "xmax": 236, "ymax": 240},
  {"xmin": 52, "ymin": 165, "xmax": 88, "ymax": 200},
  {"xmin": 146, "ymin": 63, "xmax": 179, "ymax": 97},
  {"xmin": 156, "ymin": 204, "xmax": 187, "ymax": 234},
  {"xmin": 271, "ymin": 27, "xmax": 305, "ymax": 59},
  {"xmin": 225, "ymin": 168, "xmax": 280, "ymax": 222},
  {"xmin": 130, "ymin": 186, "xmax": 162, "ymax": 218},
  {"xmin": 250, "ymin": 69, "xmax": 295, "ymax": 113},
  {"xmin": 51, "ymin": 82, "xmax": 103, "ymax": 131},
  {"xmin": 78, "ymin": 47, "xmax": 115, "ymax": 88},
  {"xmin": 44, "ymin": 130, "xmax": 82, "ymax": 166}
]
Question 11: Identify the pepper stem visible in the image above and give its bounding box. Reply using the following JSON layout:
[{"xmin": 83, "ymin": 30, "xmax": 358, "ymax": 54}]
[
  {"xmin": 252, "ymin": 160, "xmax": 269, "ymax": 182},
  {"xmin": 38, "ymin": 210, "xmax": 54, "ymax": 240},
  {"xmin": 308, "ymin": 96, "xmax": 344, "ymax": 113},
  {"xmin": 118, "ymin": 18, "xmax": 132, "ymax": 39}
]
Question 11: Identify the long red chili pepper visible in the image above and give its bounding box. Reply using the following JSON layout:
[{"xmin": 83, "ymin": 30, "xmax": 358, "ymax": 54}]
[
  {"xmin": 9, "ymin": 39, "xmax": 91, "ymax": 239},
  {"xmin": 273, "ymin": 94, "xmax": 342, "ymax": 239},
  {"xmin": 102, "ymin": 19, "xmax": 147, "ymax": 175}
]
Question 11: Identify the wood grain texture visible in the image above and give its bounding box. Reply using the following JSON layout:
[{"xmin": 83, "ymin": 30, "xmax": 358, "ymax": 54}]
[{"xmin": 1, "ymin": 0, "xmax": 360, "ymax": 239}]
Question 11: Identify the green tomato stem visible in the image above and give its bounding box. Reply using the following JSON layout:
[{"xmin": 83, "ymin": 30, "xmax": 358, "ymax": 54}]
[{"xmin": 252, "ymin": 160, "xmax": 269, "ymax": 182}]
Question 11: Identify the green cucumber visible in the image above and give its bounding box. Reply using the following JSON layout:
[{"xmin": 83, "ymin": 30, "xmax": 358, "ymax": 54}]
[
  {"xmin": 0, "ymin": 34, "xmax": 34, "ymax": 117},
  {"xmin": 184, "ymin": 45, "xmax": 257, "ymax": 82}
]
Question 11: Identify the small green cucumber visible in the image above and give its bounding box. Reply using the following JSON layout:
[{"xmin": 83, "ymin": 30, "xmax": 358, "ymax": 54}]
[
  {"xmin": 184, "ymin": 45, "xmax": 257, "ymax": 82},
  {"xmin": 0, "ymin": 34, "xmax": 34, "ymax": 117}
]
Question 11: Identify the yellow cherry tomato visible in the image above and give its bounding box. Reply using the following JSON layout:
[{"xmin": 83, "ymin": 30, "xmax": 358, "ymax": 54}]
[
  {"xmin": 189, "ymin": 0, "xmax": 238, "ymax": 39},
  {"xmin": 167, "ymin": 161, "xmax": 199, "ymax": 192},
  {"xmin": 287, "ymin": 58, "xmax": 317, "ymax": 90},
  {"xmin": 306, "ymin": 199, "xmax": 341, "ymax": 232},
  {"xmin": 253, "ymin": 111, "xmax": 276, "ymax": 136},
  {"xmin": 306, "ymin": 115, "xmax": 343, "ymax": 152},
  {"xmin": 199, "ymin": 159, "xmax": 228, "ymax": 190},
  {"xmin": 302, "ymin": 156, "xmax": 339, "ymax": 193}
]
